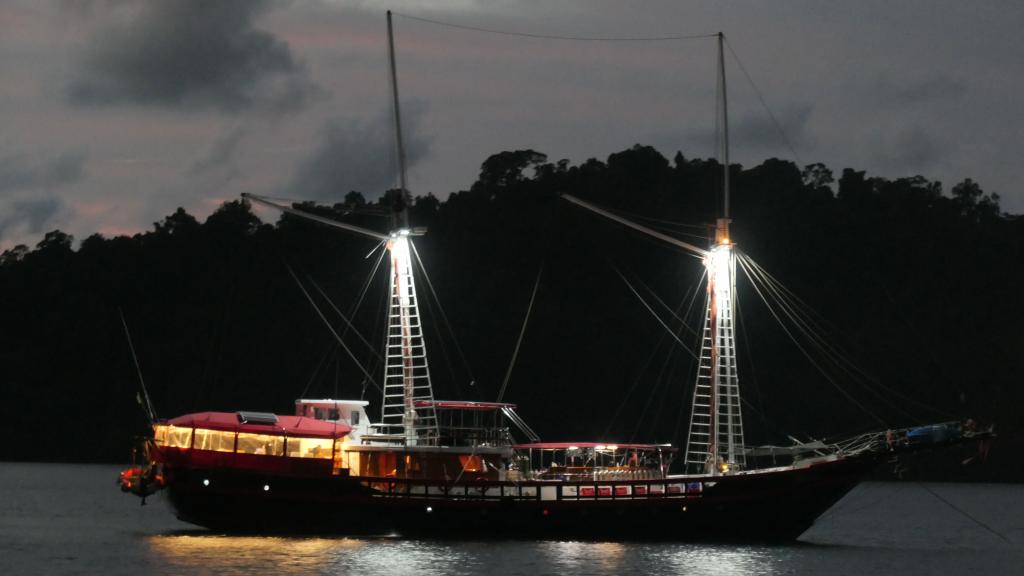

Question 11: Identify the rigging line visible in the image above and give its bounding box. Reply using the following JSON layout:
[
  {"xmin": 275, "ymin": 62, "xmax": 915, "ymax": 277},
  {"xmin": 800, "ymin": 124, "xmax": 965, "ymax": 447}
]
[
  {"xmin": 917, "ymin": 483, "xmax": 1013, "ymax": 545},
  {"xmin": 741, "ymin": 254, "xmax": 901, "ymax": 422},
  {"xmin": 739, "ymin": 256, "xmax": 883, "ymax": 384},
  {"xmin": 631, "ymin": 330, "xmax": 683, "ymax": 443},
  {"xmin": 603, "ymin": 330, "xmax": 669, "ymax": 439},
  {"xmin": 740, "ymin": 256, "xmax": 873, "ymax": 382},
  {"xmin": 285, "ymin": 264, "xmax": 383, "ymax": 395},
  {"xmin": 118, "ymin": 308, "xmax": 156, "ymax": 424},
  {"xmin": 628, "ymin": 269, "xmax": 700, "ymax": 339},
  {"xmin": 497, "ymin": 263, "xmax": 545, "ymax": 403},
  {"xmin": 295, "ymin": 244, "xmax": 385, "ymax": 399},
  {"xmin": 415, "ymin": 264, "xmax": 462, "ymax": 397},
  {"xmin": 613, "ymin": 265, "xmax": 700, "ymax": 360},
  {"xmin": 364, "ymin": 276, "xmax": 391, "ymax": 406},
  {"xmin": 600, "ymin": 204, "xmax": 711, "ymax": 231},
  {"xmin": 736, "ymin": 256, "xmax": 887, "ymax": 426},
  {"xmin": 625, "ymin": 286, "xmax": 695, "ymax": 441},
  {"xmin": 671, "ymin": 270, "xmax": 708, "ymax": 443},
  {"xmin": 299, "ymin": 341, "xmax": 337, "ymax": 399},
  {"xmin": 603, "ymin": 273, "xmax": 699, "ymax": 438},
  {"xmin": 409, "ymin": 240, "xmax": 478, "ymax": 386},
  {"xmin": 306, "ymin": 274, "xmax": 382, "ymax": 360},
  {"xmin": 734, "ymin": 288, "xmax": 766, "ymax": 422},
  {"xmin": 723, "ymin": 37, "xmax": 804, "ymax": 167},
  {"xmin": 344, "ymin": 241, "xmax": 388, "ymax": 342},
  {"xmin": 741, "ymin": 254, "xmax": 948, "ymax": 420},
  {"xmin": 740, "ymin": 254, "xmax": 920, "ymax": 423},
  {"xmin": 393, "ymin": 12, "xmax": 717, "ymax": 42}
]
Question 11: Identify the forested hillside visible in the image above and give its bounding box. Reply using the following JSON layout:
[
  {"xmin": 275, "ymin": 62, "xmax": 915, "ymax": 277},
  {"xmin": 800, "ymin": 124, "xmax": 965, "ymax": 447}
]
[{"xmin": 2, "ymin": 146, "xmax": 1020, "ymax": 479}]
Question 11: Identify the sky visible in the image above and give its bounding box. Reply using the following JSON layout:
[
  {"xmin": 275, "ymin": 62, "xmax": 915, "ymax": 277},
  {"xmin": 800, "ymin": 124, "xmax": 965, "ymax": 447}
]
[{"xmin": 1, "ymin": 0, "xmax": 1022, "ymax": 250}]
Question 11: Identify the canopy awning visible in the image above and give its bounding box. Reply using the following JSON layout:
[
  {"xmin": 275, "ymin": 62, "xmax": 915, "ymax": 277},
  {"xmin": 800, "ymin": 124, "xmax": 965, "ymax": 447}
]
[
  {"xmin": 514, "ymin": 442, "xmax": 675, "ymax": 451},
  {"xmin": 414, "ymin": 400, "xmax": 517, "ymax": 411},
  {"xmin": 164, "ymin": 411, "xmax": 352, "ymax": 439}
]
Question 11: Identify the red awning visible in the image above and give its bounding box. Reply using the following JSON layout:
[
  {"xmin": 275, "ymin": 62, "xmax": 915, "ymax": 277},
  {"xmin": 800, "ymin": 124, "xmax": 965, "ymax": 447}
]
[
  {"xmin": 165, "ymin": 412, "xmax": 351, "ymax": 439},
  {"xmin": 513, "ymin": 442, "xmax": 675, "ymax": 451},
  {"xmin": 413, "ymin": 400, "xmax": 516, "ymax": 411}
]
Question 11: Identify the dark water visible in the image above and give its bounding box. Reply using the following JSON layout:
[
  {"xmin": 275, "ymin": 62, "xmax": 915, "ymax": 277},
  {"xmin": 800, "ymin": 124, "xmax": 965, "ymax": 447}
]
[{"xmin": 1, "ymin": 463, "xmax": 1020, "ymax": 575}]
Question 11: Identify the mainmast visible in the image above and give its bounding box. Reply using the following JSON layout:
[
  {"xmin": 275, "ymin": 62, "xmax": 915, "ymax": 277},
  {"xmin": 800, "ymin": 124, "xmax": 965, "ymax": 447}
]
[
  {"xmin": 387, "ymin": 10, "xmax": 410, "ymax": 230},
  {"xmin": 684, "ymin": 32, "xmax": 745, "ymax": 474},
  {"xmin": 380, "ymin": 10, "xmax": 437, "ymax": 446}
]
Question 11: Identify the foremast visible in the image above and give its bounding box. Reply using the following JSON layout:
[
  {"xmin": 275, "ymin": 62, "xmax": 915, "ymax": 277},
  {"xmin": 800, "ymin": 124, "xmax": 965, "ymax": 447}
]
[
  {"xmin": 684, "ymin": 32, "xmax": 745, "ymax": 474},
  {"xmin": 239, "ymin": 12, "xmax": 440, "ymax": 447}
]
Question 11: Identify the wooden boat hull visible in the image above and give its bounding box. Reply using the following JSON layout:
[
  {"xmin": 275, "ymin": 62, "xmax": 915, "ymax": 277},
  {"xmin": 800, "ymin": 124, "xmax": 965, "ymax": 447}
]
[{"xmin": 161, "ymin": 456, "xmax": 870, "ymax": 541}]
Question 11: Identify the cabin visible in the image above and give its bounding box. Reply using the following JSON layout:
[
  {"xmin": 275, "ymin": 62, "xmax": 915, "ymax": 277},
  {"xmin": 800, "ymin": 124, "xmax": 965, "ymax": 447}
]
[{"xmin": 152, "ymin": 411, "xmax": 352, "ymax": 477}]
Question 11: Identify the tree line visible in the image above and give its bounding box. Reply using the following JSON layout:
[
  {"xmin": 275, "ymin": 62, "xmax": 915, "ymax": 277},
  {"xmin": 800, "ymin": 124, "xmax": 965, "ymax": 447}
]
[{"xmin": 1, "ymin": 145, "xmax": 1020, "ymax": 479}]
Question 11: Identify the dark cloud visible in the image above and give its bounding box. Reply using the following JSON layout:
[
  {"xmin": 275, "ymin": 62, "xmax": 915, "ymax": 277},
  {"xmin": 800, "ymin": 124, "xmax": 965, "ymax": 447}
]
[
  {"xmin": 0, "ymin": 197, "xmax": 64, "ymax": 243},
  {"xmin": 731, "ymin": 105, "xmax": 813, "ymax": 151},
  {"xmin": 869, "ymin": 74, "xmax": 967, "ymax": 107},
  {"xmin": 190, "ymin": 126, "xmax": 247, "ymax": 175},
  {"xmin": 290, "ymin": 105, "xmax": 430, "ymax": 200},
  {"xmin": 875, "ymin": 125, "xmax": 944, "ymax": 173},
  {"xmin": 677, "ymin": 104, "xmax": 813, "ymax": 155},
  {"xmin": 0, "ymin": 151, "xmax": 84, "ymax": 194},
  {"xmin": 66, "ymin": 0, "xmax": 315, "ymax": 113}
]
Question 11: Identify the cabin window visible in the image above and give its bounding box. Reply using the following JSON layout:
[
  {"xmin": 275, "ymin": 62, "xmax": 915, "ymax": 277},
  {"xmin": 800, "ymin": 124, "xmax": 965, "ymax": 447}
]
[
  {"xmin": 286, "ymin": 437, "xmax": 333, "ymax": 459},
  {"xmin": 153, "ymin": 425, "xmax": 168, "ymax": 446},
  {"xmin": 193, "ymin": 428, "xmax": 235, "ymax": 453},
  {"xmin": 165, "ymin": 426, "xmax": 192, "ymax": 449},
  {"xmin": 350, "ymin": 411, "xmax": 360, "ymax": 425},
  {"xmin": 236, "ymin": 433, "xmax": 285, "ymax": 456},
  {"xmin": 459, "ymin": 454, "xmax": 483, "ymax": 472}
]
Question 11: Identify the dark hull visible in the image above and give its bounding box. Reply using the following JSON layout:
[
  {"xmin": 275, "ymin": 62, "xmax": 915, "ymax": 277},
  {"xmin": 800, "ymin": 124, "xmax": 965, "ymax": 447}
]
[{"xmin": 162, "ymin": 457, "xmax": 871, "ymax": 541}]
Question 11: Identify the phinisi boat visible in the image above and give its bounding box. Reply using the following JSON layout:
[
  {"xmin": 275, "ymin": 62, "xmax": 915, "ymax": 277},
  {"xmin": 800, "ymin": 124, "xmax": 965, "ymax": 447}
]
[{"xmin": 118, "ymin": 15, "xmax": 991, "ymax": 540}]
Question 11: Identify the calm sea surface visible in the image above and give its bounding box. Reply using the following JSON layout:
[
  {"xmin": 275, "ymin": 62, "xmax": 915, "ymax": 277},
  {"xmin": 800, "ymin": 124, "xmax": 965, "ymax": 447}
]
[{"xmin": 1, "ymin": 463, "xmax": 1020, "ymax": 575}]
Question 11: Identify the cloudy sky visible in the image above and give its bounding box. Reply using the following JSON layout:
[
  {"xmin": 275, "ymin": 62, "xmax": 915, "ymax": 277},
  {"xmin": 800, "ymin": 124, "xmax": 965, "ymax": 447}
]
[{"xmin": 1, "ymin": 0, "xmax": 1021, "ymax": 250}]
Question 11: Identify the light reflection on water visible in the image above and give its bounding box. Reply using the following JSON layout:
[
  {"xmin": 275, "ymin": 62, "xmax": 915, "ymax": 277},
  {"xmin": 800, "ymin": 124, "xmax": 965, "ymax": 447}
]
[
  {"xmin": 148, "ymin": 535, "xmax": 494, "ymax": 576},
  {"xmin": 3, "ymin": 465, "xmax": 1022, "ymax": 576},
  {"xmin": 148, "ymin": 535, "xmax": 776, "ymax": 576},
  {"xmin": 540, "ymin": 541, "xmax": 773, "ymax": 576}
]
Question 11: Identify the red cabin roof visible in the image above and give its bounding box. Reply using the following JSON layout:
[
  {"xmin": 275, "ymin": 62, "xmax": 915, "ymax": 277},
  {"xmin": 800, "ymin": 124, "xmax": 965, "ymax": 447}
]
[
  {"xmin": 413, "ymin": 400, "xmax": 516, "ymax": 411},
  {"xmin": 513, "ymin": 442, "xmax": 675, "ymax": 451},
  {"xmin": 165, "ymin": 412, "xmax": 351, "ymax": 439}
]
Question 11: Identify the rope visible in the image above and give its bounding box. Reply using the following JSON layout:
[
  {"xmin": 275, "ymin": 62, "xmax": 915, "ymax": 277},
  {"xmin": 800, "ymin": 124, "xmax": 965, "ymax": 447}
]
[
  {"xmin": 741, "ymin": 253, "xmax": 948, "ymax": 421},
  {"xmin": 723, "ymin": 37, "xmax": 804, "ymax": 167},
  {"xmin": 917, "ymin": 483, "xmax": 1013, "ymax": 544},
  {"xmin": 497, "ymin": 263, "xmax": 544, "ymax": 403},
  {"xmin": 613, "ymin": 265, "xmax": 699, "ymax": 360},
  {"xmin": 298, "ymin": 341, "xmax": 336, "ymax": 399},
  {"xmin": 118, "ymin": 308, "xmax": 156, "ymax": 424},
  {"xmin": 306, "ymin": 274, "xmax": 381, "ymax": 360},
  {"xmin": 393, "ymin": 12, "xmax": 717, "ymax": 42},
  {"xmin": 285, "ymin": 264, "xmax": 383, "ymax": 394},
  {"xmin": 409, "ymin": 240, "xmax": 478, "ymax": 387},
  {"xmin": 736, "ymin": 255, "xmax": 887, "ymax": 426}
]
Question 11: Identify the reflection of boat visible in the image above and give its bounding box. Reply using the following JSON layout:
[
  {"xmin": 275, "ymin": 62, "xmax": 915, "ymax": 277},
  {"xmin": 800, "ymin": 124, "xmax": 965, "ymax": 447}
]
[{"xmin": 119, "ymin": 15, "xmax": 991, "ymax": 540}]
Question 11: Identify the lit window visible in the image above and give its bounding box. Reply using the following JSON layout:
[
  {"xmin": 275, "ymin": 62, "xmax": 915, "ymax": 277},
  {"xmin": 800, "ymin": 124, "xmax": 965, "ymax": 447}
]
[
  {"xmin": 194, "ymin": 429, "xmax": 235, "ymax": 453},
  {"xmin": 237, "ymin": 433, "xmax": 284, "ymax": 456},
  {"xmin": 165, "ymin": 426, "xmax": 193, "ymax": 449},
  {"xmin": 153, "ymin": 425, "xmax": 169, "ymax": 446},
  {"xmin": 286, "ymin": 437, "xmax": 334, "ymax": 459},
  {"xmin": 459, "ymin": 454, "xmax": 483, "ymax": 472}
]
